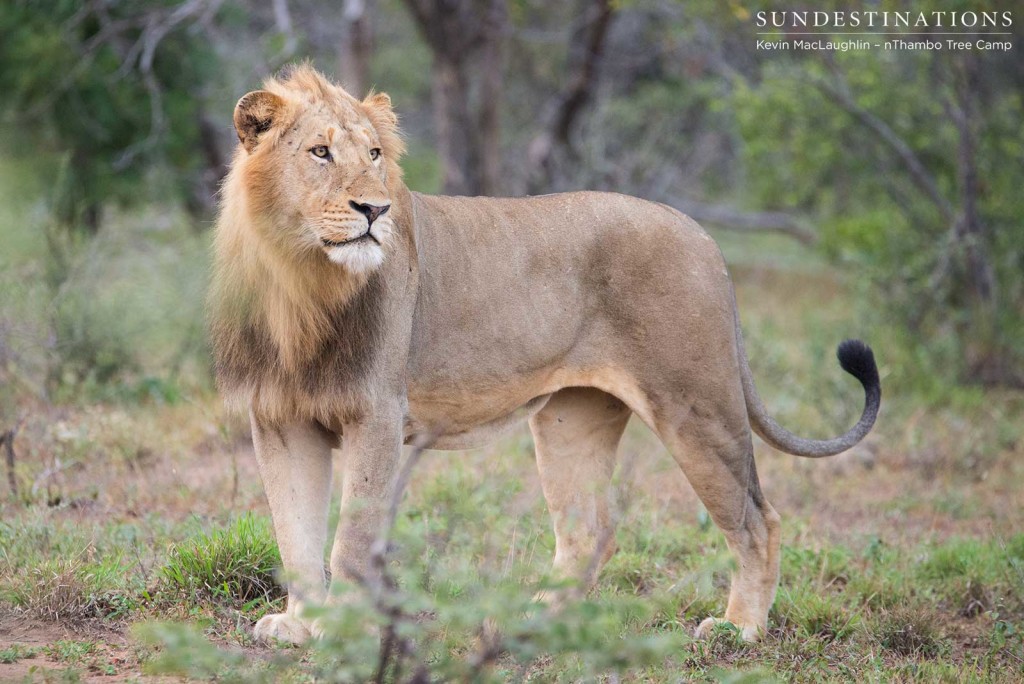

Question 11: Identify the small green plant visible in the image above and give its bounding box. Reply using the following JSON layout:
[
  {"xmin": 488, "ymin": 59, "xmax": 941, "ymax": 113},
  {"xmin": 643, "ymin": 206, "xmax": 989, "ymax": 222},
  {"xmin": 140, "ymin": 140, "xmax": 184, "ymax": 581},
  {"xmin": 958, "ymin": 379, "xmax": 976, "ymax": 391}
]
[
  {"xmin": 0, "ymin": 644, "xmax": 38, "ymax": 664},
  {"xmin": 135, "ymin": 622, "xmax": 253, "ymax": 680},
  {"xmin": 602, "ymin": 551, "xmax": 663, "ymax": 595},
  {"xmin": 918, "ymin": 539, "xmax": 981, "ymax": 581},
  {"xmin": 46, "ymin": 640, "xmax": 96, "ymax": 665},
  {"xmin": 157, "ymin": 514, "xmax": 283, "ymax": 608}
]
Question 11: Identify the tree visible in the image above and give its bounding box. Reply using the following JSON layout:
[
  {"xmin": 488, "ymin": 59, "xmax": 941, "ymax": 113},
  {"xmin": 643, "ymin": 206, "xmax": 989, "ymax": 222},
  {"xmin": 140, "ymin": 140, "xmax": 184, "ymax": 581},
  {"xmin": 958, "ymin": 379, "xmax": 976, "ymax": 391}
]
[
  {"xmin": 0, "ymin": 0, "xmax": 227, "ymax": 232},
  {"xmin": 526, "ymin": 0, "xmax": 616, "ymax": 192},
  {"xmin": 731, "ymin": 43, "xmax": 1023, "ymax": 386},
  {"xmin": 402, "ymin": 0, "xmax": 508, "ymax": 195},
  {"xmin": 337, "ymin": 0, "xmax": 372, "ymax": 95}
]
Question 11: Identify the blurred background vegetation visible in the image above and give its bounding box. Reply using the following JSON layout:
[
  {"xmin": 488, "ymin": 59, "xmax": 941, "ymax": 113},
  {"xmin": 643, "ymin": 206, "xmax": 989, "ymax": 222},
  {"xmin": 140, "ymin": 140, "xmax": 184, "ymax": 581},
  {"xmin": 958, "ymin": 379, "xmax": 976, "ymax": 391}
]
[{"xmin": 0, "ymin": 0, "xmax": 1021, "ymax": 417}]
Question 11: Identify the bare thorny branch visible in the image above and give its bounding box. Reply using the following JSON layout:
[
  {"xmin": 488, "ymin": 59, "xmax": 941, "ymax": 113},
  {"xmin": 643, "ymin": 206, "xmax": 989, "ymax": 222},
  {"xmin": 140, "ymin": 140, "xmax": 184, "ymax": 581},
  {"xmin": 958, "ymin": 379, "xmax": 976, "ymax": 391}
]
[
  {"xmin": 341, "ymin": 431, "xmax": 643, "ymax": 681},
  {"xmin": 114, "ymin": 0, "xmax": 226, "ymax": 170},
  {"xmin": 1, "ymin": 415, "xmax": 26, "ymax": 500},
  {"xmin": 813, "ymin": 73, "xmax": 956, "ymax": 226},
  {"xmin": 813, "ymin": 55, "xmax": 996, "ymax": 305}
]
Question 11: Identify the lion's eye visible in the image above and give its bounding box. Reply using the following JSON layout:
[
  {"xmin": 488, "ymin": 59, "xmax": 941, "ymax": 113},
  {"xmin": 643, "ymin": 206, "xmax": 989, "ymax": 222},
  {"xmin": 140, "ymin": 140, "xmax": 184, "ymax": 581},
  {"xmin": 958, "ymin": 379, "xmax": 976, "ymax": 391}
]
[
  {"xmin": 369, "ymin": 148, "xmax": 382, "ymax": 161},
  {"xmin": 310, "ymin": 145, "xmax": 331, "ymax": 160}
]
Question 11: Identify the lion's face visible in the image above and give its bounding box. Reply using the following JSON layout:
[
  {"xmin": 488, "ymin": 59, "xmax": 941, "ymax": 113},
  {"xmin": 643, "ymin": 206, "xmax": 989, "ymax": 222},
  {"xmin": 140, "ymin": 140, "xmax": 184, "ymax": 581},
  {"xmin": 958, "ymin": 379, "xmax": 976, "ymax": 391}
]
[
  {"xmin": 279, "ymin": 103, "xmax": 394, "ymax": 273},
  {"xmin": 232, "ymin": 70, "xmax": 403, "ymax": 274}
]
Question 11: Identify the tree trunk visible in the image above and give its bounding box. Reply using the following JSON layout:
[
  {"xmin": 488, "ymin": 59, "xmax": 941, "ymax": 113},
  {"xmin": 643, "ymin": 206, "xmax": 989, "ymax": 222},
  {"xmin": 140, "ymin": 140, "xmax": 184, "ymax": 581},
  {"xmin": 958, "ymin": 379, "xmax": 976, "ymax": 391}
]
[
  {"xmin": 950, "ymin": 53, "xmax": 995, "ymax": 306},
  {"xmin": 431, "ymin": 56, "xmax": 475, "ymax": 194},
  {"xmin": 476, "ymin": 0, "xmax": 505, "ymax": 196},
  {"xmin": 339, "ymin": 0, "xmax": 372, "ymax": 96},
  {"xmin": 403, "ymin": 0, "xmax": 508, "ymax": 196},
  {"xmin": 526, "ymin": 0, "xmax": 616, "ymax": 192}
]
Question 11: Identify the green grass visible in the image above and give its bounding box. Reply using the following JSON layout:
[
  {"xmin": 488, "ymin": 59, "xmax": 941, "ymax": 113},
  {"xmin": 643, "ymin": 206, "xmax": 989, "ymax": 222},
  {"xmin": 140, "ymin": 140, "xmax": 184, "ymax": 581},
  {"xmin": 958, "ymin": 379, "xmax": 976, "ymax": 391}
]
[
  {"xmin": 0, "ymin": 384, "xmax": 1020, "ymax": 681},
  {"xmin": 157, "ymin": 513, "xmax": 283, "ymax": 610},
  {"xmin": 0, "ymin": 644, "xmax": 38, "ymax": 664}
]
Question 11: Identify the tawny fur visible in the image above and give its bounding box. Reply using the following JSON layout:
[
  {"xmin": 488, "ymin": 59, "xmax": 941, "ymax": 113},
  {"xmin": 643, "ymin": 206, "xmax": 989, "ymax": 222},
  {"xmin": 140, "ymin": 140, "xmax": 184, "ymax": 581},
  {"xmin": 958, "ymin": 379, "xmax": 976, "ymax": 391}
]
[{"xmin": 208, "ymin": 65, "xmax": 880, "ymax": 646}]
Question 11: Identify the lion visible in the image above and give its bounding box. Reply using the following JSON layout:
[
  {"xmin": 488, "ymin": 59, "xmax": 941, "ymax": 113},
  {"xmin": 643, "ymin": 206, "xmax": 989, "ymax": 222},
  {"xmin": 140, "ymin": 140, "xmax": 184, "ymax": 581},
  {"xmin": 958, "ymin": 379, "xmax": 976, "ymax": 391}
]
[{"xmin": 208, "ymin": 65, "xmax": 880, "ymax": 645}]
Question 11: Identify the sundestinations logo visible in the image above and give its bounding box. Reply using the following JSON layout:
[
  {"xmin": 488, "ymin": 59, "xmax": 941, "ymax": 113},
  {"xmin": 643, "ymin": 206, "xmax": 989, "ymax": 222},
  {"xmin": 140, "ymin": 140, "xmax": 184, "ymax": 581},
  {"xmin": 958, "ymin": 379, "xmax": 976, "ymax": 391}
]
[
  {"xmin": 753, "ymin": 9, "xmax": 1015, "ymax": 53},
  {"xmin": 755, "ymin": 10, "xmax": 1012, "ymax": 29}
]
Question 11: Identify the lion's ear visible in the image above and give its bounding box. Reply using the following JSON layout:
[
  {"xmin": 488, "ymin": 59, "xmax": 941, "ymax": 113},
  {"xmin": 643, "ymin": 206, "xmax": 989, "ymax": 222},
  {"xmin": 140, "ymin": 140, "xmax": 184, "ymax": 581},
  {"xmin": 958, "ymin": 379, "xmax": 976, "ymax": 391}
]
[
  {"xmin": 234, "ymin": 90, "xmax": 285, "ymax": 153},
  {"xmin": 363, "ymin": 92, "xmax": 395, "ymax": 123},
  {"xmin": 362, "ymin": 91, "xmax": 404, "ymax": 165}
]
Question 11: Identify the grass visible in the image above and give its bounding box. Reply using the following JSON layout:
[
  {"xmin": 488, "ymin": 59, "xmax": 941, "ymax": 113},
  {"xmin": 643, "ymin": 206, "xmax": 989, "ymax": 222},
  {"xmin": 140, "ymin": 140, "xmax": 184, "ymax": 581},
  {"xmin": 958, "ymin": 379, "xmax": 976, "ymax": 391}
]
[
  {"xmin": 2, "ymin": 446, "xmax": 1022, "ymax": 680},
  {"xmin": 0, "ymin": 644, "xmax": 38, "ymax": 664},
  {"xmin": 157, "ymin": 513, "xmax": 283, "ymax": 609},
  {"xmin": 1, "ymin": 360, "xmax": 1021, "ymax": 680},
  {"xmin": 875, "ymin": 607, "xmax": 946, "ymax": 658}
]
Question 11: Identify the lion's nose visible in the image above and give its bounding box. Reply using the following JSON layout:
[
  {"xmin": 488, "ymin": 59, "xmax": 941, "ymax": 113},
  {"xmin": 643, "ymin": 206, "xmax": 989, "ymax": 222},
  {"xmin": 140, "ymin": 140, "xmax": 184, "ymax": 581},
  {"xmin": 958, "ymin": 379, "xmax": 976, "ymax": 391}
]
[{"xmin": 349, "ymin": 200, "xmax": 390, "ymax": 227}]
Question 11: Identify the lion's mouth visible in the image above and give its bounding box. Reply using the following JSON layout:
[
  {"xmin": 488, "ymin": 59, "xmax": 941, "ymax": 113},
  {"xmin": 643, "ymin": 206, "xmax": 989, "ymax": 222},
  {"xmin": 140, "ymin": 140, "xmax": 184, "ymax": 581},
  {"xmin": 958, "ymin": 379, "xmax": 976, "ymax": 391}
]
[{"xmin": 321, "ymin": 231, "xmax": 379, "ymax": 248}]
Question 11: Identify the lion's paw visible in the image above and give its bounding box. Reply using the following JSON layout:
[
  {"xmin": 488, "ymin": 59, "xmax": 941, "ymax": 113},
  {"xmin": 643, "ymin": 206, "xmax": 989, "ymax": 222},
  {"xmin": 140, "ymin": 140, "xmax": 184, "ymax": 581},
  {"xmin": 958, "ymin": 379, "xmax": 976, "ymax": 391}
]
[
  {"xmin": 253, "ymin": 613, "xmax": 312, "ymax": 646},
  {"xmin": 695, "ymin": 617, "xmax": 762, "ymax": 643}
]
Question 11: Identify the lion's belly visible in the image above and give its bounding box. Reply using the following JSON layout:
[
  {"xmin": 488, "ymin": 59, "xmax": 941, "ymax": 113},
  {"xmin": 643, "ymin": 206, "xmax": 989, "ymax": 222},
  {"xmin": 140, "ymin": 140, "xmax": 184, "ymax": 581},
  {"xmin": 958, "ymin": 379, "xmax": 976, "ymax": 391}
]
[
  {"xmin": 402, "ymin": 364, "xmax": 651, "ymax": 450},
  {"xmin": 404, "ymin": 393, "xmax": 552, "ymax": 449}
]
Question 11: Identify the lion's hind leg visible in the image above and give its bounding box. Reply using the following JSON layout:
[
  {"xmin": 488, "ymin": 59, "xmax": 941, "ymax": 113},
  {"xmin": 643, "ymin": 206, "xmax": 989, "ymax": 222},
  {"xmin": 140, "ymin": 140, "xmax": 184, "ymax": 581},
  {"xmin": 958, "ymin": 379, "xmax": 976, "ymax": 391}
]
[
  {"xmin": 654, "ymin": 390, "xmax": 781, "ymax": 643},
  {"xmin": 529, "ymin": 388, "xmax": 631, "ymax": 604}
]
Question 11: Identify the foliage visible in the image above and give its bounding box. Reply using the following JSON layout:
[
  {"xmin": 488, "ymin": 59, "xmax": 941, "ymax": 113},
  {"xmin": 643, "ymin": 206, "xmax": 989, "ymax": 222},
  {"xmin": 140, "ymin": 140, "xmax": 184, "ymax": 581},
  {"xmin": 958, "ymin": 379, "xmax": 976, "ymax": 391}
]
[
  {"xmin": 0, "ymin": 0, "xmax": 1020, "ymax": 402},
  {"xmin": 0, "ymin": 0, "xmax": 224, "ymax": 227},
  {"xmin": 730, "ymin": 43, "xmax": 1024, "ymax": 386},
  {"xmin": 0, "ymin": 155, "xmax": 210, "ymax": 400},
  {"xmin": 1, "ymin": 392, "xmax": 1023, "ymax": 679}
]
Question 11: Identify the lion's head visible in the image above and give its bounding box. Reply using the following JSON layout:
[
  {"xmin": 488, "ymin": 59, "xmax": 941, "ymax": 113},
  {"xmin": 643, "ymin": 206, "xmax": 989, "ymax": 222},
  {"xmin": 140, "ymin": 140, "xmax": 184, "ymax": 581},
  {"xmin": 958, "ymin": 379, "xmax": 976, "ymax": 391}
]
[
  {"xmin": 230, "ymin": 64, "xmax": 405, "ymax": 274},
  {"xmin": 210, "ymin": 67, "xmax": 408, "ymax": 414}
]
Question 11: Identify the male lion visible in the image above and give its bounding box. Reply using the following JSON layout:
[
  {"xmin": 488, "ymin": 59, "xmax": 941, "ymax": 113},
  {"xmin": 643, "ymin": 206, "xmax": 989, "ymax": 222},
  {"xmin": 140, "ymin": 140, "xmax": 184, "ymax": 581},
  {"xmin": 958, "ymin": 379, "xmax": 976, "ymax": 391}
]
[{"xmin": 209, "ymin": 65, "xmax": 880, "ymax": 645}]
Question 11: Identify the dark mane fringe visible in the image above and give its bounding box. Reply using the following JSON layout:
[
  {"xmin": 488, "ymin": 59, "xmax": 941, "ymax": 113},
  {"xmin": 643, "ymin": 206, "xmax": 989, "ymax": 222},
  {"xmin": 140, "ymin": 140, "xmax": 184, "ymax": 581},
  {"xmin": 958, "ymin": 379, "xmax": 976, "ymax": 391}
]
[{"xmin": 213, "ymin": 272, "xmax": 385, "ymax": 422}]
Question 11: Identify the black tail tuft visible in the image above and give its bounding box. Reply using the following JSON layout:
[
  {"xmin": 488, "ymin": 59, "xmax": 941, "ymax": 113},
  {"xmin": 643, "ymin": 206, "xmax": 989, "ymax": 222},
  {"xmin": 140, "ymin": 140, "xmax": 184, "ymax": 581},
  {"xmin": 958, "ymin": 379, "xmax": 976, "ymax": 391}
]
[{"xmin": 837, "ymin": 339, "xmax": 880, "ymax": 390}]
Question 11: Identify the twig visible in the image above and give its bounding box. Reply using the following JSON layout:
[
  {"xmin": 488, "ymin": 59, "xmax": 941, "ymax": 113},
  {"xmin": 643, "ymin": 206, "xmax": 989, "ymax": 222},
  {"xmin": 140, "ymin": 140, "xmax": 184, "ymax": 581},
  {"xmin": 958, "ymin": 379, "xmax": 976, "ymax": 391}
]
[
  {"xmin": 666, "ymin": 197, "xmax": 817, "ymax": 245},
  {"xmin": 30, "ymin": 456, "xmax": 74, "ymax": 500},
  {"xmin": 373, "ymin": 436, "xmax": 435, "ymax": 682},
  {"xmin": 335, "ymin": 435, "xmax": 434, "ymax": 684},
  {"xmin": 1, "ymin": 416, "xmax": 25, "ymax": 499}
]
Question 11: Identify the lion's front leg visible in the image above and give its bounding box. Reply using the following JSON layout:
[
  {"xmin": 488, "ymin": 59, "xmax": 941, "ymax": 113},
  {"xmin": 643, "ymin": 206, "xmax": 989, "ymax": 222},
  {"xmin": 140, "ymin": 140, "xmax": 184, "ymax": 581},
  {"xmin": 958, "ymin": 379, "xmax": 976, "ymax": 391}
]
[
  {"xmin": 321, "ymin": 409, "xmax": 403, "ymax": 631},
  {"xmin": 250, "ymin": 413, "xmax": 335, "ymax": 645}
]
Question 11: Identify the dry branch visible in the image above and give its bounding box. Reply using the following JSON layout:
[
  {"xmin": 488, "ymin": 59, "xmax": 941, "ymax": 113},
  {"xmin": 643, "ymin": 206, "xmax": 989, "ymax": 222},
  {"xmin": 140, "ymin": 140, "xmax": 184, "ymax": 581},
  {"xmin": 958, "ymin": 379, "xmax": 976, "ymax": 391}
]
[
  {"xmin": 667, "ymin": 197, "xmax": 817, "ymax": 244},
  {"xmin": 812, "ymin": 73, "xmax": 955, "ymax": 225},
  {"xmin": 1, "ymin": 416, "xmax": 26, "ymax": 499}
]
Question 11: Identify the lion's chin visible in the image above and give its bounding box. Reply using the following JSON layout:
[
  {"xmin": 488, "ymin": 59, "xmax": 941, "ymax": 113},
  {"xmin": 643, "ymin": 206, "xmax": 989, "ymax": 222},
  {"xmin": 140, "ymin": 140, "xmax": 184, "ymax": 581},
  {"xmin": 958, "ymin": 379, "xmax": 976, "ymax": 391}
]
[{"xmin": 324, "ymin": 240, "xmax": 385, "ymax": 274}]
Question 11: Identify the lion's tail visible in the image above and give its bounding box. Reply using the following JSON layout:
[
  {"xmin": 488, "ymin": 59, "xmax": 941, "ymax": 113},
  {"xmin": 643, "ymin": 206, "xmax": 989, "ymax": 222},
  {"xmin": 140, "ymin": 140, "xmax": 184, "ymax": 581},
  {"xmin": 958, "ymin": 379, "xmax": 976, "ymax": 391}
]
[{"xmin": 733, "ymin": 305, "xmax": 881, "ymax": 458}]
